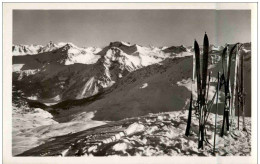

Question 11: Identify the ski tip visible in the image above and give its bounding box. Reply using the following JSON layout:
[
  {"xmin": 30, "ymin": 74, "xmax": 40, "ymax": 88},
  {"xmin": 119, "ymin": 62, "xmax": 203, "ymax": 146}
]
[
  {"xmin": 204, "ymin": 32, "xmax": 208, "ymax": 38},
  {"xmin": 203, "ymin": 33, "xmax": 209, "ymax": 46}
]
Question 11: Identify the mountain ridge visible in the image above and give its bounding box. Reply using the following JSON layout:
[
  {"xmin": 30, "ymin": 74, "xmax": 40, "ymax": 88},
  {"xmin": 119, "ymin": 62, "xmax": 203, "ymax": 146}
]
[{"xmin": 13, "ymin": 41, "xmax": 199, "ymax": 102}]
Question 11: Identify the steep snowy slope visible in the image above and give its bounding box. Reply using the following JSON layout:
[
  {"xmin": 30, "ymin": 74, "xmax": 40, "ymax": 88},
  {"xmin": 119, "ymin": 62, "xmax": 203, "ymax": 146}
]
[
  {"xmin": 12, "ymin": 85, "xmax": 107, "ymax": 155},
  {"xmin": 37, "ymin": 56, "xmax": 193, "ymax": 122},
  {"xmin": 13, "ymin": 42, "xmax": 105, "ymax": 101}
]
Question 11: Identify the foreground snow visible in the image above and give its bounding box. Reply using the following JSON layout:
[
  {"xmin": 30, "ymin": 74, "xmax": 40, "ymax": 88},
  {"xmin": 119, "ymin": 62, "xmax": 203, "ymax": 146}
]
[
  {"xmin": 19, "ymin": 110, "xmax": 251, "ymax": 156},
  {"xmin": 12, "ymin": 107, "xmax": 106, "ymax": 155},
  {"xmin": 96, "ymin": 111, "xmax": 251, "ymax": 156}
]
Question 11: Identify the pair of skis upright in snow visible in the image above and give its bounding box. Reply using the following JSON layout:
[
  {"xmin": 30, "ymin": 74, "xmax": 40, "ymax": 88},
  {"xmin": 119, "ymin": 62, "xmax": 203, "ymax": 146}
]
[
  {"xmin": 185, "ymin": 33, "xmax": 210, "ymax": 149},
  {"xmin": 185, "ymin": 33, "xmax": 246, "ymax": 153},
  {"xmin": 220, "ymin": 43, "xmax": 247, "ymax": 137}
]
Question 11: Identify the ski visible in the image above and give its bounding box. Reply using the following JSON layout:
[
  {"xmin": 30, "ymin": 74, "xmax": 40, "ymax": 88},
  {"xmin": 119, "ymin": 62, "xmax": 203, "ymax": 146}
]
[
  {"xmin": 185, "ymin": 93, "xmax": 193, "ymax": 136},
  {"xmin": 194, "ymin": 40, "xmax": 202, "ymax": 148},
  {"xmin": 206, "ymin": 71, "xmax": 212, "ymax": 104},
  {"xmin": 201, "ymin": 33, "xmax": 209, "ymax": 105},
  {"xmin": 221, "ymin": 47, "xmax": 227, "ymax": 78},
  {"xmin": 194, "ymin": 40, "xmax": 201, "ymax": 106},
  {"xmin": 198, "ymin": 33, "xmax": 209, "ymax": 149},
  {"xmin": 204, "ymin": 71, "xmax": 212, "ymax": 137},
  {"xmin": 213, "ymin": 72, "xmax": 220, "ymax": 153},
  {"xmin": 236, "ymin": 64, "xmax": 240, "ymax": 130},
  {"xmin": 231, "ymin": 43, "xmax": 242, "ymax": 131},
  {"xmin": 220, "ymin": 46, "xmax": 228, "ymax": 137},
  {"xmin": 240, "ymin": 51, "xmax": 246, "ymax": 131},
  {"xmin": 236, "ymin": 44, "xmax": 243, "ymax": 130},
  {"xmin": 227, "ymin": 43, "xmax": 239, "ymax": 134},
  {"xmin": 185, "ymin": 47, "xmax": 196, "ymax": 137}
]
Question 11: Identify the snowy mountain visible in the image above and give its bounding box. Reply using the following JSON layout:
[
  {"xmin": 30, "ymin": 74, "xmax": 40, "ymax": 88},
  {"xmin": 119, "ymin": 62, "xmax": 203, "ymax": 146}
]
[
  {"xmin": 12, "ymin": 44, "xmax": 43, "ymax": 56},
  {"xmin": 12, "ymin": 41, "xmax": 194, "ymax": 102},
  {"xmin": 12, "ymin": 41, "xmax": 251, "ymax": 102},
  {"xmin": 55, "ymin": 43, "xmax": 102, "ymax": 65},
  {"xmin": 12, "ymin": 41, "xmax": 102, "ymax": 56},
  {"xmin": 12, "ymin": 41, "xmax": 60, "ymax": 56},
  {"xmin": 162, "ymin": 45, "xmax": 187, "ymax": 54}
]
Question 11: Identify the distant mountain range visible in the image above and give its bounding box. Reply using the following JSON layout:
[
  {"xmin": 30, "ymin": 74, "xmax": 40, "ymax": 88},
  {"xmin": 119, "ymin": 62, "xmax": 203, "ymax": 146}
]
[
  {"xmin": 13, "ymin": 41, "xmax": 226, "ymax": 56},
  {"xmin": 12, "ymin": 41, "xmax": 193, "ymax": 101},
  {"xmin": 12, "ymin": 41, "xmax": 251, "ymax": 122}
]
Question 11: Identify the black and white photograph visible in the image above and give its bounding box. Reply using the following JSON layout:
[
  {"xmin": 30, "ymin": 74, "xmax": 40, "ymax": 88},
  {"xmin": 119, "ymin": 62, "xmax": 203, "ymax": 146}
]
[{"xmin": 2, "ymin": 2, "xmax": 258, "ymax": 164}]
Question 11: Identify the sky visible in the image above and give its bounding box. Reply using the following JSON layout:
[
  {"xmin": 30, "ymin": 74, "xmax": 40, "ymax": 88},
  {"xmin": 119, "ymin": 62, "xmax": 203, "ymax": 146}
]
[{"xmin": 13, "ymin": 10, "xmax": 251, "ymax": 47}]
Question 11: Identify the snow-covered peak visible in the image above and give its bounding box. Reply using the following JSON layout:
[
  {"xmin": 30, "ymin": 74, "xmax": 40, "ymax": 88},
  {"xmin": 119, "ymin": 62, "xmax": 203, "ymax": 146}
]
[
  {"xmin": 103, "ymin": 45, "xmax": 173, "ymax": 73},
  {"xmin": 12, "ymin": 44, "xmax": 43, "ymax": 56},
  {"xmin": 46, "ymin": 41, "xmax": 55, "ymax": 47},
  {"xmin": 121, "ymin": 41, "xmax": 131, "ymax": 46},
  {"xmin": 57, "ymin": 42, "xmax": 78, "ymax": 49},
  {"xmin": 101, "ymin": 42, "xmax": 194, "ymax": 74},
  {"xmin": 108, "ymin": 41, "xmax": 133, "ymax": 48},
  {"xmin": 58, "ymin": 43, "xmax": 101, "ymax": 65},
  {"xmin": 39, "ymin": 41, "xmax": 59, "ymax": 53},
  {"xmin": 60, "ymin": 43, "xmax": 79, "ymax": 52},
  {"xmin": 162, "ymin": 45, "xmax": 187, "ymax": 54},
  {"xmin": 13, "ymin": 41, "xmax": 103, "ymax": 57}
]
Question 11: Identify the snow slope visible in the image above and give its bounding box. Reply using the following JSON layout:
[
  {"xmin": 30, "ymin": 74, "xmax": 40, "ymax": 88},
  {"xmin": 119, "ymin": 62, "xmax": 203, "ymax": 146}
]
[
  {"xmin": 12, "ymin": 106, "xmax": 106, "ymax": 155},
  {"xmin": 60, "ymin": 43, "xmax": 101, "ymax": 65},
  {"xmin": 18, "ymin": 110, "xmax": 251, "ymax": 156}
]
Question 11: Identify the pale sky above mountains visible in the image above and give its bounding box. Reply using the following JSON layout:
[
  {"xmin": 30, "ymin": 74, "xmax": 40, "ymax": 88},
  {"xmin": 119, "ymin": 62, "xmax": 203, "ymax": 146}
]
[{"xmin": 13, "ymin": 10, "xmax": 251, "ymax": 47}]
